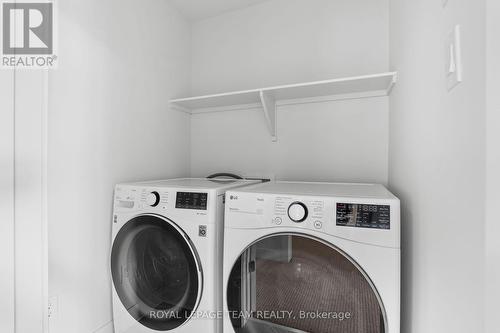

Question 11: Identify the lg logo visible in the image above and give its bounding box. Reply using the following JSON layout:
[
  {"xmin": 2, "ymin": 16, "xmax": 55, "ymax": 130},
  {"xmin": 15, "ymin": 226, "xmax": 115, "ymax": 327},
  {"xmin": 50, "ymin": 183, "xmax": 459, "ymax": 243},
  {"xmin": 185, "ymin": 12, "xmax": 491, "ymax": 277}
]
[
  {"xmin": 230, "ymin": 195, "xmax": 238, "ymax": 200},
  {"xmin": 2, "ymin": 2, "xmax": 53, "ymax": 55}
]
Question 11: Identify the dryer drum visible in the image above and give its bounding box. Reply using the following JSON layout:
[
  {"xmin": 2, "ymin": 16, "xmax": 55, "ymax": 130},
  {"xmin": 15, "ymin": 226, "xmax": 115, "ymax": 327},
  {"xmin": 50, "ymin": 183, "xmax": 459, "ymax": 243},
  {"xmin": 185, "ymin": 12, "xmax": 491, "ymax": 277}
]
[
  {"xmin": 227, "ymin": 233, "xmax": 386, "ymax": 333},
  {"xmin": 111, "ymin": 214, "xmax": 202, "ymax": 331}
]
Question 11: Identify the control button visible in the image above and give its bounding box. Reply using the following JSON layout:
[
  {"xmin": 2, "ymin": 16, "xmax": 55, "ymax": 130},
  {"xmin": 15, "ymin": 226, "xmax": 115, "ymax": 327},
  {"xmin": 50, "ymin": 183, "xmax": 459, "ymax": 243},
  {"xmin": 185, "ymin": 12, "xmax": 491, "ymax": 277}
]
[
  {"xmin": 146, "ymin": 191, "xmax": 160, "ymax": 207},
  {"xmin": 314, "ymin": 221, "xmax": 323, "ymax": 229},
  {"xmin": 274, "ymin": 217, "xmax": 283, "ymax": 225},
  {"xmin": 288, "ymin": 202, "xmax": 308, "ymax": 223}
]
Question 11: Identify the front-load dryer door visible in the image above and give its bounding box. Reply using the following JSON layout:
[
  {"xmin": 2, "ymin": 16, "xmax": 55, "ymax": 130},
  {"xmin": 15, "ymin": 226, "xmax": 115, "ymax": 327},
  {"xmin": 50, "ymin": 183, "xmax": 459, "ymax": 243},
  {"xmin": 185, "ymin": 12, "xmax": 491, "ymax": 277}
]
[
  {"xmin": 111, "ymin": 214, "xmax": 202, "ymax": 331},
  {"xmin": 227, "ymin": 234, "xmax": 386, "ymax": 333}
]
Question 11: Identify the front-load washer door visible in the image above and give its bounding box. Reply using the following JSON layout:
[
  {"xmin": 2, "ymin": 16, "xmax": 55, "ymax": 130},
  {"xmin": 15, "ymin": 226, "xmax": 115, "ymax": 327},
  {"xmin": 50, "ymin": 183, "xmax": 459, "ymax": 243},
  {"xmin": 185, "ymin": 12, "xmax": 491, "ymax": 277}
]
[
  {"xmin": 111, "ymin": 214, "xmax": 202, "ymax": 331},
  {"xmin": 227, "ymin": 234, "xmax": 386, "ymax": 333}
]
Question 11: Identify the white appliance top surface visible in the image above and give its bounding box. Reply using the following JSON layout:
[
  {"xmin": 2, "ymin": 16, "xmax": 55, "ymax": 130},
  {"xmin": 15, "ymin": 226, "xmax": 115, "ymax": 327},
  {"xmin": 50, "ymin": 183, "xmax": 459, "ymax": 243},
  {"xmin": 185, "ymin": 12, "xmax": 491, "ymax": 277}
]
[
  {"xmin": 122, "ymin": 178, "xmax": 260, "ymax": 190},
  {"xmin": 232, "ymin": 181, "xmax": 397, "ymax": 199}
]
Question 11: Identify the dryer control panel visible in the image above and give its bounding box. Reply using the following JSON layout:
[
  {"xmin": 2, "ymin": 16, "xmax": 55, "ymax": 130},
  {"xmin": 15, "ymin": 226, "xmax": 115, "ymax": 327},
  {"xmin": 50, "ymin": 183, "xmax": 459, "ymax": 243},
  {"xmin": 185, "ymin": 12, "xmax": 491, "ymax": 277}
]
[
  {"xmin": 225, "ymin": 182, "xmax": 400, "ymax": 248},
  {"xmin": 272, "ymin": 196, "xmax": 326, "ymax": 227},
  {"xmin": 336, "ymin": 203, "xmax": 390, "ymax": 229}
]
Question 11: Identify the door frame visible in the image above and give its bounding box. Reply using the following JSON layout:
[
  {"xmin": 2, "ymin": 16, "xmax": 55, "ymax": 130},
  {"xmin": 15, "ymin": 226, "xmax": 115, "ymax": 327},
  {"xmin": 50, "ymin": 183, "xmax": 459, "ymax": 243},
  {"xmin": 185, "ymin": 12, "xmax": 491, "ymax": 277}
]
[
  {"xmin": 0, "ymin": 4, "xmax": 49, "ymax": 332},
  {"xmin": 0, "ymin": 69, "xmax": 15, "ymax": 333},
  {"xmin": 0, "ymin": 24, "xmax": 49, "ymax": 333},
  {"xmin": 13, "ymin": 69, "xmax": 49, "ymax": 333}
]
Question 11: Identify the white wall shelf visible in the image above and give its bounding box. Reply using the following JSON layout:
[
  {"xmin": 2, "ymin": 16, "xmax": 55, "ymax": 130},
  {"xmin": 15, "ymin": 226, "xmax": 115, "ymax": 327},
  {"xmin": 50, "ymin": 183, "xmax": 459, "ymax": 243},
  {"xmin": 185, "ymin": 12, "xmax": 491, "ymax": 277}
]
[{"xmin": 170, "ymin": 72, "xmax": 398, "ymax": 141}]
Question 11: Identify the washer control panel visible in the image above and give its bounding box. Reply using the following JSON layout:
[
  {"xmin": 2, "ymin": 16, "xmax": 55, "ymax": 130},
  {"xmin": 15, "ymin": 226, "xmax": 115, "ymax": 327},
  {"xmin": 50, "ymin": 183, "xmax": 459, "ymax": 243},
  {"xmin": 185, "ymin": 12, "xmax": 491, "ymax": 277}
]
[
  {"xmin": 336, "ymin": 203, "xmax": 390, "ymax": 229},
  {"xmin": 145, "ymin": 191, "xmax": 161, "ymax": 207},
  {"xmin": 140, "ymin": 189, "xmax": 169, "ymax": 209},
  {"xmin": 175, "ymin": 192, "xmax": 208, "ymax": 210}
]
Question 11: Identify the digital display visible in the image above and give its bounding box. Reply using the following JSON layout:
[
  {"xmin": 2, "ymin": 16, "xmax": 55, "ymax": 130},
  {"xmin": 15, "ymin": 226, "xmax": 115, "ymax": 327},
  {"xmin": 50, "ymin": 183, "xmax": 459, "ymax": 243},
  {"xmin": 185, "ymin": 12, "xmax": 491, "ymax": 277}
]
[
  {"xmin": 336, "ymin": 203, "xmax": 390, "ymax": 229},
  {"xmin": 175, "ymin": 192, "xmax": 208, "ymax": 210}
]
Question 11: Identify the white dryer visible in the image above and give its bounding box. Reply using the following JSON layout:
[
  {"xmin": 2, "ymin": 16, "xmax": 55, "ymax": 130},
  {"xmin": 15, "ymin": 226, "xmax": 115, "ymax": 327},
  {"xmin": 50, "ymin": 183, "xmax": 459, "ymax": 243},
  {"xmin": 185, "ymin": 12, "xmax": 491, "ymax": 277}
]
[
  {"xmin": 223, "ymin": 181, "xmax": 400, "ymax": 333},
  {"xmin": 111, "ymin": 178, "xmax": 259, "ymax": 333}
]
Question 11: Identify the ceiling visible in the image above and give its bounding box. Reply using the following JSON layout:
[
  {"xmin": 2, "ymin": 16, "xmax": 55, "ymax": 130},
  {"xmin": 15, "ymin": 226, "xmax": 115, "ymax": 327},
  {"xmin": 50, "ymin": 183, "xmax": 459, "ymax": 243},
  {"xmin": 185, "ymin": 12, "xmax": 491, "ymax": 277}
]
[{"xmin": 168, "ymin": 0, "xmax": 271, "ymax": 21}]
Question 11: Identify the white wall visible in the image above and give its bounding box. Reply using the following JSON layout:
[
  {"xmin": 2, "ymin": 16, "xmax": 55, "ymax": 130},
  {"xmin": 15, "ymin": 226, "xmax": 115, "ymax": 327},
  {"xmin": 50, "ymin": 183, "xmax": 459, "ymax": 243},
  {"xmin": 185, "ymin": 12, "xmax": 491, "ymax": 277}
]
[
  {"xmin": 190, "ymin": 0, "xmax": 389, "ymax": 96},
  {"xmin": 389, "ymin": 1, "xmax": 486, "ymax": 332},
  {"xmin": 47, "ymin": 1, "xmax": 191, "ymax": 332},
  {"xmin": 191, "ymin": 97, "xmax": 389, "ymax": 182},
  {"xmin": 485, "ymin": 1, "xmax": 500, "ymax": 332},
  {"xmin": 189, "ymin": 0, "xmax": 390, "ymax": 183}
]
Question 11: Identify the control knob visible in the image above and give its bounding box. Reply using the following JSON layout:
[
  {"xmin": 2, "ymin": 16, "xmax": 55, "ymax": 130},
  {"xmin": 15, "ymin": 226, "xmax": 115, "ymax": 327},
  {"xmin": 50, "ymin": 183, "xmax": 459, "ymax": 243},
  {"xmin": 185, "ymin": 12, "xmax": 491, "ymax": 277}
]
[
  {"xmin": 288, "ymin": 202, "xmax": 308, "ymax": 223},
  {"xmin": 146, "ymin": 191, "xmax": 160, "ymax": 207}
]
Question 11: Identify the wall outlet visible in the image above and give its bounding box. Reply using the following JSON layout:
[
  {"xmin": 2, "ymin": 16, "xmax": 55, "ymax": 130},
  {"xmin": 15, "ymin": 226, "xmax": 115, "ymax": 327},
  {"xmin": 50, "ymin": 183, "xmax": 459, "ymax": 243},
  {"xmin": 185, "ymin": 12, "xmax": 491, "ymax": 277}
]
[
  {"xmin": 446, "ymin": 25, "xmax": 463, "ymax": 91},
  {"xmin": 48, "ymin": 296, "xmax": 58, "ymax": 318}
]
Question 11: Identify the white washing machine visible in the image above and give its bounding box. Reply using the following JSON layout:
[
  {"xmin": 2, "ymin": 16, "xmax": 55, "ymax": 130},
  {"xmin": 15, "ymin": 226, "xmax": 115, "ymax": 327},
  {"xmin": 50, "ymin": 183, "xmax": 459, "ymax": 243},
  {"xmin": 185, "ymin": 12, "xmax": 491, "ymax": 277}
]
[
  {"xmin": 111, "ymin": 178, "xmax": 259, "ymax": 333},
  {"xmin": 223, "ymin": 181, "xmax": 400, "ymax": 333}
]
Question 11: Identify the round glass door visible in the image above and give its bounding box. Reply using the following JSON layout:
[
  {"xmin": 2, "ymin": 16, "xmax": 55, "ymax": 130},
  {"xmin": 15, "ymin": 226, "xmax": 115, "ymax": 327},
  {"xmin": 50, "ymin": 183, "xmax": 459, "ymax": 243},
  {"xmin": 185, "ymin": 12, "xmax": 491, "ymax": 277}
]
[
  {"xmin": 111, "ymin": 215, "xmax": 202, "ymax": 331},
  {"xmin": 227, "ymin": 234, "xmax": 385, "ymax": 333}
]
